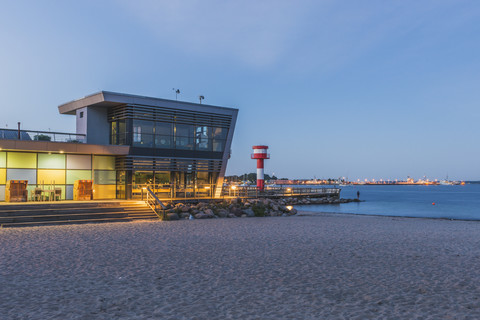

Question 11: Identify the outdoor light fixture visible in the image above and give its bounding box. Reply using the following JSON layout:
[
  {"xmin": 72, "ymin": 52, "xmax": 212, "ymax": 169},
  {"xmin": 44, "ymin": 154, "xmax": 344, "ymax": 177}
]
[
  {"xmin": 199, "ymin": 95, "xmax": 204, "ymax": 104},
  {"xmin": 172, "ymin": 88, "xmax": 181, "ymax": 100}
]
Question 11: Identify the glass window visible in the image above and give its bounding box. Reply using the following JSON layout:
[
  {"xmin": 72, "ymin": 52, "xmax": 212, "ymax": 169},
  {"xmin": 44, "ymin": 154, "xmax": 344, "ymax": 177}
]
[
  {"xmin": 6, "ymin": 169, "xmax": 36, "ymax": 183},
  {"xmin": 0, "ymin": 168, "xmax": 6, "ymax": 184},
  {"xmin": 38, "ymin": 154, "xmax": 65, "ymax": 169},
  {"xmin": 195, "ymin": 126, "xmax": 211, "ymax": 151},
  {"xmin": 155, "ymin": 135, "xmax": 172, "ymax": 148},
  {"xmin": 133, "ymin": 126, "xmax": 141, "ymax": 143},
  {"xmin": 155, "ymin": 171, "xmax": 170, "ymax": 184},
  {"xmin": 94, "ymin": 170, "xmax": 116, "ymax": 185},
  {"xmin": 133, "ymin": 120, "xmax": 154, "ymax": 147},
  {"xmin": 37, "ymin": 169, "xmax": 66, "ymax": 184},
  {"xmin": 118, "ymin": 120, "xmax": 126, "ymax": 145},
  {"xmin": 176, "ymin": 136, "xmax": 194, "ymax": 150},
  {"xmin": 213, "ymin": 139, "xmax": 225, "ymax": 152},
  {"xmin": 66, "ymin": 170, "xmax": 92, "ymax": 184},
  {"xmin": 133, "ymin": 120, "xmax": 154, "ymax": 134},
  {"xmin": 7, "ymin": 152, "xmax": 37, "ymax": 169},
  {"xmin": 156, "ymin": 122, "xmax": 172, "ymax": 135},
  {"xmin": 212, "ymin": 127, "xmax": 228, "ymax": 140},
  {"xmin": 93, "ymin": 156, "xmax": 115, "ymax": 170},
  {"xmin": 134, "ymin": 171, "xmax": 154, "ymax": 186},
  {"xmin": 175, "ymin": 124, "xmax": 194, "ymax": 150},
  {"xmin": 136, "ymin": 134, "xmax": 154, "ymax": 148},
  {"xmin": 93, "ymin": 185, "xmax": 116, "ymax": 199},
  {"xmin": 111, "ymin": 121, "xmax": 117, "ymax": 145},
  {"xmin": 176, "ymin": 124, "xmax": 193, "ymax": 137},
  {"xmin": 0, "ymin": 152, "xmax": 6, "ymax": 168},
  {"xmin": 197, "ymin": 172, "xmax": 209, "ymax": 184},
  {"xmin": 67, "ymin": 155, "xmax": 92, "ymax": 170}
]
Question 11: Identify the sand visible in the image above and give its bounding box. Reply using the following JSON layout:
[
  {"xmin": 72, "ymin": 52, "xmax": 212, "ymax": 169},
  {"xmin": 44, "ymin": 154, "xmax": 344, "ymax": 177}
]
[{"xmin": 2, "ymin": 212, "xmax": 480, "ymax": 319}]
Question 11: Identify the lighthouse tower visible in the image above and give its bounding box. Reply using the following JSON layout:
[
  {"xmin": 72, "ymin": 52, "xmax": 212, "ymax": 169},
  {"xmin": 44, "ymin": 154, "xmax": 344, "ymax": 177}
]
[{"xmin": 251, "ymin": 145, "xmax": 270, "ymax": 190}]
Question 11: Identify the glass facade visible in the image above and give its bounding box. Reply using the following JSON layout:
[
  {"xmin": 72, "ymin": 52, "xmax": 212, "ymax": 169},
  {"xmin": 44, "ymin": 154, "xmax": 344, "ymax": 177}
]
[
  {"xmin": 129, "ymin": 170, "xmax": 217, "ymax": 199},
  {"xmin": 0, "ymin": 152, "xmax": 117, "ymax": 201},
  {"xmin": 111, "ymin": 119, "xmax": 228, "ymax": 152}
]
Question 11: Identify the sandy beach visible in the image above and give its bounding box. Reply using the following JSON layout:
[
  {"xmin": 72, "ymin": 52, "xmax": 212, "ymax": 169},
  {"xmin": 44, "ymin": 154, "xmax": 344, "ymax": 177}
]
[{"xmin": 2, "ymin": 212, "xmax": 480, "ymax": 319}]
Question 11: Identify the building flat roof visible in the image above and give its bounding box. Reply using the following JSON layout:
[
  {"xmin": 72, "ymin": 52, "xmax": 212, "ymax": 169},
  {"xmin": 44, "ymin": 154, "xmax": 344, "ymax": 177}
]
[{"xmin": 58, "ymin": 91, "xmax": 238, "ymax": 115}]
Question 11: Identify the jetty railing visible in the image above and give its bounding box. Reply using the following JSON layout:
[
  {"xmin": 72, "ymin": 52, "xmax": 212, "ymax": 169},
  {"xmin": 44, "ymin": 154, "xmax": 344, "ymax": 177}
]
[
  {"xmin": 136, "ymin": 183, "xmax": 216, "ymax": 200},
  {"xmin": 224, "ymin": 186, "xmax": 340, "ymax": 198},
  {"xmin": 145, "ymin": 186, "xmax": 167, "ymax": 219}
]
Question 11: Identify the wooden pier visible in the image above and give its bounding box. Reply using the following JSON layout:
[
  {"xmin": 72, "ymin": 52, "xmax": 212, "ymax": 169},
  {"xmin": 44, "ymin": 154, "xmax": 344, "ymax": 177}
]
[{"xmin": 223, "ymin": 186, "xmax": 341, "ymax": 199}]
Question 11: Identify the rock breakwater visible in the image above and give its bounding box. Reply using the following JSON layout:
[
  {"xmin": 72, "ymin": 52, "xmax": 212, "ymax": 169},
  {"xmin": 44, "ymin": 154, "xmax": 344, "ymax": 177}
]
[{"xmin": 161, "ymin": 197, "xmax": 358, "ymax": 220}]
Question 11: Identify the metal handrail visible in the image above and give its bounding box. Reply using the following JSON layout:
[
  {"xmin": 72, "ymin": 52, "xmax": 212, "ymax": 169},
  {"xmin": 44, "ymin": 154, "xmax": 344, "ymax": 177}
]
[
  {"xmin": 0, "ymin": 128, "xmax": 86, "ymax": 143},
  {"xmin": 145, "ymin": 186, "xmax": 167, "ymax": 220}
]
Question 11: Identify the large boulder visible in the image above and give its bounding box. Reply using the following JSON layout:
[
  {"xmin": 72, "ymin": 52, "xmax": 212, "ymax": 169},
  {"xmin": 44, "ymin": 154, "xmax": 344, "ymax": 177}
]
[
  {"xmin": 242, "ymin": 208, "xmax": 255, "ymax": 217},
  {"xmin": 179, "ymin": 212, "xmax": 190, "ymax": 219},
  {"xmin": 231, "ymin": 208, "xmax": 243, "ymax": 217},
  {"xmin": 204, "ymin": 209, "xmax": 215, "ymax": 218},
  {"xmin": 167, "ymin": 213, "xmax": 180, "ymax": 221},
  {"xmin": 216, "ymin": 209, "xmax": 228, "ymax": 218}
]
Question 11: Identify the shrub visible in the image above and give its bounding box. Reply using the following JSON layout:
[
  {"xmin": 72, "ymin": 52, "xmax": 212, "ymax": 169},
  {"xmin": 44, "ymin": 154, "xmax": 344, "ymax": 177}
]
[
  {"xmin": 34, "ymin": 134, "xmax": 51, "ymax": 141},
  {"xmin": 252, "ymin": 204, "xmax": 266, "ymax": 217}
]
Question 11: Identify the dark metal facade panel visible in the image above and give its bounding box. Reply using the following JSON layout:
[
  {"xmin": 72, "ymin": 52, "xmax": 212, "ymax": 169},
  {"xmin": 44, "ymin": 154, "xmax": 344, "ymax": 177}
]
[
  {"xmin": 108, "ymin": 104, "xmax": 232, "ymax": 128},
  {"xmin": 116, "ymin": 156, "xmax": 223, "ymax": 172},
  {"xmin": 129, "ymin": 147, "xmax": 224, "ymax": 159}
]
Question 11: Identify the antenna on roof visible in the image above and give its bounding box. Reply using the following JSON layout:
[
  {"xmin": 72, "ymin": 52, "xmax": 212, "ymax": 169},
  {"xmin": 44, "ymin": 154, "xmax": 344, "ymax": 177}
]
[
  {"xmin": 199, "ymin": 95, "xmax": 204, "ymax": 104},
  {"xmin": 172, "ymin": 88, "xmax": 180, "ymax": 100}
]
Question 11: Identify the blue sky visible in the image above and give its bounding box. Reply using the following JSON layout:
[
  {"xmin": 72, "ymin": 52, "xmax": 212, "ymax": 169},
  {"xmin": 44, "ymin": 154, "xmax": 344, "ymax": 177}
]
[{"xmin": 1, "ymin": 0, "xmax": 479, "ymax": 180}]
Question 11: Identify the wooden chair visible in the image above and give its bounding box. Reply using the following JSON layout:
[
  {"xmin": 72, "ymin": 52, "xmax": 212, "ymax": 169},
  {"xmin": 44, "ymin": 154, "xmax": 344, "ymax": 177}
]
[
  {"xmin": 54, "ymin": 188, "xmax": 62, "ymax": 201},
  {"xmin": 32, "ymin": 188, "xmax": 43, "ymax": 201}
]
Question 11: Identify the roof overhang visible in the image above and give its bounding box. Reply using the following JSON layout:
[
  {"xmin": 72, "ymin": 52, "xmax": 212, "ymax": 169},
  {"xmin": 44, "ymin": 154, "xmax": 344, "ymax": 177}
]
[{"xmin": 58, "ymin": 91, "xmax": 238, "ymax": 116}]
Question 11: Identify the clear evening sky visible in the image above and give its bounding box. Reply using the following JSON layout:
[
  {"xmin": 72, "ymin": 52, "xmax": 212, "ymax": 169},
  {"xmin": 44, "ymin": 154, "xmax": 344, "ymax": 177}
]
[{"xmin": 1, "ymin": 1, "xmax": 479, "ymax": 181}]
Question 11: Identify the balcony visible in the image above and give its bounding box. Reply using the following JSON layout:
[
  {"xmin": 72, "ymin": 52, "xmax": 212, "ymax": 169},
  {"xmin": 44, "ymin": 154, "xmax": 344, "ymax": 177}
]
[{"xmin": 0, "ymin": 128, "xmax": 86, "ymax": 143}]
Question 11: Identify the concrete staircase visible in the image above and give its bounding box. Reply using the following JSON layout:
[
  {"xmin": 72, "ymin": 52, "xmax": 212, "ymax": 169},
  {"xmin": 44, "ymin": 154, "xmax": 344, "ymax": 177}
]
[{"xmin": 0, "ymin": 201, "xmax": 159, "ymax": 228}]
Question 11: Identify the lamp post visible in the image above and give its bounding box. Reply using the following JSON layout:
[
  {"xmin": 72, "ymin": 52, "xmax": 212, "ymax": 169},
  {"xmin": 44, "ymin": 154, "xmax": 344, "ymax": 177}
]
[{"xmin": 199, "ymin": 95, "xmax": 204, "ymax": 104}]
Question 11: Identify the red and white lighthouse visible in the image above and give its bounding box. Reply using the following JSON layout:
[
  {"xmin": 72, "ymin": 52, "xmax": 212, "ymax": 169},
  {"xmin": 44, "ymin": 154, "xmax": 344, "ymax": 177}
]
[{"xmin": 251, "ymin": 145, "xmax": 270, "ymax": 190}]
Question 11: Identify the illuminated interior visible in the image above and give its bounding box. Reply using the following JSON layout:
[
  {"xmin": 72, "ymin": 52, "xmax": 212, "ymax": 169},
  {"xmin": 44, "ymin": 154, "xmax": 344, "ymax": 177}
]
[{"xmin": 0, "ymin": 151, "xmax": 116, "ymax": 201}]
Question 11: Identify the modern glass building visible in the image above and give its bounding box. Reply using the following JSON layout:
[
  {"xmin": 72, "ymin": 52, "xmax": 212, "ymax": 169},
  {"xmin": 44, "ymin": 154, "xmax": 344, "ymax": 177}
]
[{"xmin": 0, "ymin": 91, "xmax": 238, "ymax": 201}]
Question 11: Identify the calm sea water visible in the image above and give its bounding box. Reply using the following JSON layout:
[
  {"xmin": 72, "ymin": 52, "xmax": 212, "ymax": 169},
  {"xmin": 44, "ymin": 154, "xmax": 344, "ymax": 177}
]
[{"xmin": 294, "ymin": 184, "xmax": 480, "ymax": 220}]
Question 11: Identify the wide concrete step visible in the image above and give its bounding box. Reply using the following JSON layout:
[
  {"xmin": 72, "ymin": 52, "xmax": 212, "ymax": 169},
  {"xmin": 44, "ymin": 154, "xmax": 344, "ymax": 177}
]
[
  {"xmin": 0, "ymin": 212, "xmax": 128, "ymax": 224},
  {"xmin": 1, "ymin": 217, "xmax": 132, "ymax": 228},
  {"xmin": 129, "ymin": 215, "xmax": 159, "ymax": 220},
  {"xmin": 0, "ymin": 201, "xmax": 158, "ymax": 227},
  {"xmin": 0, "ymin": 207, "xmax": 132, "ymax": 216},
  {"xmin": 0, "ymin": 202, "xmax": 126, "ymax": 211}
]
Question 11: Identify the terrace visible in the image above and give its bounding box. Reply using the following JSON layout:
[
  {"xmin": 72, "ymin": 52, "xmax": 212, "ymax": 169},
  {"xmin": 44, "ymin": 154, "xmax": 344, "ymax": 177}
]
[{"xmin": 0, "ymin": 128, "xmax": 86, "ymax": 143}]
